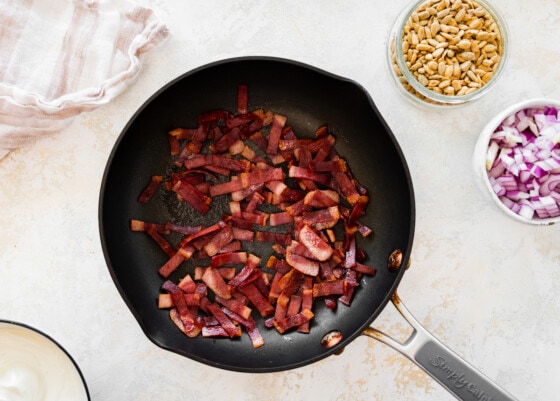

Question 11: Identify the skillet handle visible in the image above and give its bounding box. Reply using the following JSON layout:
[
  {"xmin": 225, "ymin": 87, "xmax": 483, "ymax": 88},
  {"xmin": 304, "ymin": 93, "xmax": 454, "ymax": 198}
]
[{"xmin": 362, "ymin": 292, "xmax": 518, "ymax": 401}]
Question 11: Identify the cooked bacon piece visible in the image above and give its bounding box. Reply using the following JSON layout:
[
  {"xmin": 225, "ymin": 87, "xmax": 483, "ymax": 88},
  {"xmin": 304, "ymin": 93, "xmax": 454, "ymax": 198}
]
[
  {"xmin": 298, "ymin": 277, "xmax": 314, "ymax": 333},
  {"xmin": 266, "ymin": 113, "xmax": 287, "ymax": 155},
  {"xmin": 138, "ymin": 175, "xmax": 162, "ymax": 203},
  {"xmin": 266, "ymin": 255, "xmax": 291, "ymax": 274},
  {"xmin": 312, "ymin": 280, "xmax": 347, "ymax": 297},
  {"xmin": 170, "ymin": 308, "xmax": 201, "ymax": 338},
  {"xmin": 178, "ymin": 274, "xmax": 196, "ymax": 293},
  {"xmin": 171, "ymin": 291, "xmax": 196, "ymax": 331},
  {"xmin": 168, "ymin": 133, "xmax": 180, "ymax": 156},
  {"xmin": 237, "ymin": 84, "xmax": 249, "ymax": 114},
  {"xmin": 269, "ymin": 211, "xmax": 294, "ymax": 226},
  {"xmin": 206, "ymin": 303, "xmax": 241, "ymax": 338},
  {"xmin": 273, "ymin": 309, "xmax": 314, "ymax": 334},
  {"xmin": 287, "ymin": 240, "xmax": 319, "ymax": 260},
  {"xmin": 247, "ymin": 131, "xmax": 268, "ymax": 152},
  {"xmin": 180, "ymin": 220, "xmax": 226, "ymax": 247},
  {"xmin": 298, "ymin": 224, "xmax": 333, "ymax": 262},
  {"xmin": 244, "ymin": 191, "xmax": 265, "ymax": 213},
  {"xmin": 238, "ymin": 283, "xmax": 274, "ymax": 317},
  {"xmin": 184, "ymin": 154, "xmax": 251, "ymax": 173},
  {"xmin": 203, "ymin": 225, "xmax": 234, "ymax": 257},
  {"xmin": 303, "ymin": 189, "xmax": 339, "ymax": 208},
  {"xmin": 309, "ymin": 159, "xmax": 347, "ymax": 172},
  {"xmin": 331, "ymin": 171, "xmax": 361, "ymax": 205},
  {"xmin": 210, "ymin": 128, "xmax": 241, "ymax": 154},
  {"xmin": 287, "ymin": 295, "xmax": 302, "ymax": 317},
  {"xmin": 210, "ymin": 251, "xmax": 248, "ymax": 268},
  {"xmin": 201, "ymin": 325, "xmax": 231, "ymax": 337},
  {"xmin": 228, "ymin": 261, "xmax": 260, "ymax": 288},
  {"xmin": 221, "ymin": 307, "xmax": 265, "ymax": 349},
  {"xmin": 201, "ymin": 266, "xmax": 231, "ymax": 300},
  {"xmin": 209, "ymin": 167, "xmax": 283, "ymax": 197},
  {"xmin": 255, "ymin": 230, "xmax": 292, "ymax": 246},
  {"xmin": 186, "ymin": 125, "xmax": 208, "ymax": 154},
  {"xmin": 158, "ymin": 292, "xmax": 201, "ymax": 308},
  {"xmin": 164, "ymin": 222, "xmax": 203, "ymax": 236},
  {"xmin": 146, "ymin": 225, "xmax": 175, "ymax": 258},
  {"xmin": 215, "ymin": 296, "xmax": 252, "ymax": 320},
  {"xmin": 198, "ymin": 109, "xmax": 229, "ymax": 124},
  {"xmin": 343, "ymin": 234, "xmax": 358, "ymax": 268},
  {"xmin": 172, "ymin": 179, "xmax": 211, "ymax": 215},
  {"xmin": 231, "ymin": 226, "xmax": 254, "ymax": 241},
  {"xmin": 129, "ymin": 220, "xmax": 169, "ymax": 233},
  {"xmin": 347, "ymin": 195, "xmax": 369, "ymax": 228},
  {"xmin": 158, "ymin": 245, "xmax": 195, "ymax": 278},
  {"xmin": 288, "ymin": 166, "xmax": 330, "ymax": 186},
  {"xmin": 240, "ymin": 211, "xmax": 268, "ymax": 226},
  {"xmin": 302, "ymin": 206, "xmax": 340, "ymax": 230},
  {"xmin": 285, "ymin": 248, "xmax": 319, "ymax": 277},
  {"xmin": 276, "ymin": 268, "xmax": 304, "ymax": 297},
  {"xmin": 285, "ymin": 198, "xmax": 312, "ymax": 216},
  {"xmin": 353, "ymin": 262, "xmax": 377, "ymax": 276}
]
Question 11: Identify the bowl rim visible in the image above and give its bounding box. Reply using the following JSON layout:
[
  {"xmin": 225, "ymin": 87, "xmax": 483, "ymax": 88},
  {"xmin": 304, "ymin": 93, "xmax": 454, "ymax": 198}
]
[
  {"xmin": 390, "ymin": 0, "xmax": 510, "ymax": 107},
  {"xmin": 474, "ymin": 97, "xmax": 560, "ymax": 225},
  {"xmin": 0, "ymin": 319, "xmax": 90, "ymax": 400}
]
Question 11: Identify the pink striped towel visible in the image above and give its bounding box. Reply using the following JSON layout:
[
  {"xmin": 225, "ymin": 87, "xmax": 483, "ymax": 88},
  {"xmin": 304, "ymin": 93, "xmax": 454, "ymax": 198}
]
[{"xmin": 0, "ymin": 0, "xmax": 170, "ymax": 159}]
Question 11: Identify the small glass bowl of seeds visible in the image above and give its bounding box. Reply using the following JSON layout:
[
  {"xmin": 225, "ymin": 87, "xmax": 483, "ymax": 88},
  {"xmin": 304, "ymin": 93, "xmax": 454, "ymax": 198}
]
[{"xmin": 387, "ymin": 0, "xmax": 509, "ymax": 107}]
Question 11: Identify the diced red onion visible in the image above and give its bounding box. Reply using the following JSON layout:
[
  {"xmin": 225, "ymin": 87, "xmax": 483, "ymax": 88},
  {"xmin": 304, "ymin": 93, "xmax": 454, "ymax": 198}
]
[{"xmin": 486, "ymin": 105, "xmax": 560, "ymax": 220}]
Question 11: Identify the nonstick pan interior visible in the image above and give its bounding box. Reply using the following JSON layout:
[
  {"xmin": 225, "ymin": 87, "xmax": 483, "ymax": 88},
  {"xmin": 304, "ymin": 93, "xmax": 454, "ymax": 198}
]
[{"xmin": 99, "ymin": 57, "xmax": 415, "ymax": 372}]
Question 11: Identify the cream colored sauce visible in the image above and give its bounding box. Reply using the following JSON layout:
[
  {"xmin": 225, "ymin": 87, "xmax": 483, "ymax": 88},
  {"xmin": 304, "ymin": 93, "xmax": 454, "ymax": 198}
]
[{"xmin": 0, "ymin": 323, "xmax": 88, "ymax": 401}]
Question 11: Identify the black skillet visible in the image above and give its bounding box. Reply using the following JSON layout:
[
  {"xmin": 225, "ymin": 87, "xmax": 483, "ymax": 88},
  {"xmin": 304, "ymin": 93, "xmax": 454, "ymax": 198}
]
[{"xmin": 99, "ymin": 57, "xmax": 517, "ymax": 400}]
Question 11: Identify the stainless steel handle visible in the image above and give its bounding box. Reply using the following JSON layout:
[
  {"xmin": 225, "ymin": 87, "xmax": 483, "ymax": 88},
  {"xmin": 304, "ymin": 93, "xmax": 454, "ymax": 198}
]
[{"xmin": 362, "ymin": 292, "xmax": 518, "ymax": 401}]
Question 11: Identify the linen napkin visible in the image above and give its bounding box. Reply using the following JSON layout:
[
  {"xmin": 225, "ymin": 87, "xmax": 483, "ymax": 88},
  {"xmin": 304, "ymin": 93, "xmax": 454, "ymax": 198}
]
[{"xmin": 0, "ymin": 0, "xmax": 170, "ymax": 159}]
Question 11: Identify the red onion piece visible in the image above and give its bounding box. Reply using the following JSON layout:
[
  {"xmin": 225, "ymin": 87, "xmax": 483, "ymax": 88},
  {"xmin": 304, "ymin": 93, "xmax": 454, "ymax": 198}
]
[{"xmin": 487, "ymin": 106, "xmax": 560, "ymax": 219}]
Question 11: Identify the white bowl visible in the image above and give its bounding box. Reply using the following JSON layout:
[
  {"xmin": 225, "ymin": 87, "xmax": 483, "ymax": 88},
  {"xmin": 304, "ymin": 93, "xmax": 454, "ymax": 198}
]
[
  {"xmin": 473, "ymin": 98, "xmax": 560, "ymax": 225},
  {"xmin": 0, "ymin": 320, "xmax": 90, "ymax": 401}
]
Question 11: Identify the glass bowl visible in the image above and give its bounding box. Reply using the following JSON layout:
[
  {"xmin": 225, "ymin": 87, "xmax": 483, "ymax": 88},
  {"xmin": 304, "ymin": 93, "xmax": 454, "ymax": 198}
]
[{"xmin": 387, "ymin": 0, "xmax": 509, "ymax": 107}]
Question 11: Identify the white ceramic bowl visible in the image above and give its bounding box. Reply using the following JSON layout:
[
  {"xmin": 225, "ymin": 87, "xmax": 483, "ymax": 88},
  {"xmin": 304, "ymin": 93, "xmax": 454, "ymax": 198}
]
[
  {"xmin": 473, "ymin": 98, "xmax": 560, "ymax": 225},
  {"xmin": 0, "ymin": 320, "xmax": 90, "ymax": 401}
]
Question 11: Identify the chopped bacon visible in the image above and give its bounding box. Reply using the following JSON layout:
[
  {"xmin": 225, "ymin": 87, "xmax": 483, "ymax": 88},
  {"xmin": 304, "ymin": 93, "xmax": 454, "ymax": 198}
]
[
  {"xmin": 132, "ymin": 84, "xmax": 379, "ymax": 349},
  {"xmin": 206, "ymin": 303, "xmax": 242, "ymax": 338},
  {"xmin": 285, "ymin": 248, "xmax": 319, "ymax": 276},
  {"xmin": 165, "ymin": 222, "xmax": 203, "ymax": 236},
  {"xmin": 255, "ymin": 231, "xmax": 292, "ymax": 246},
  {"xmin": 266, "ymin": 114, "xmax": 287, "ymax": 155},
  {"xmin": 303, "ymin": 189, "xmax": 339, "ymax": 208},
  {"xmin": 273, "ymin": 309, "xmax": 314, "ymax": 334},
  {"xmin": 201, "ymin": 266, "xmax": 231, "ymax": 300},
  {"xmin": 312, "ymin": 280, "xmax": 347, "ymax": 297},
  {"xmin": 209, "ymin": 167, "xmax": 283, "ymax": 197},
  {"xmin": 203, "ymin": 225, "xmax": 234, "ymax": 257},
  {"xmin": 138, "ymin": 175, "xmax": 162, "ymax": 203},
  {"xmin": 146, "ymin": 225, "xmax": 176, "ymax": 258},
  {"xmin": 158, "ymin": 245, "xmax": 195, "ymax": 278},
  {"xmin": 269, "ymin": 211, "xmax": 294, "ymax": 226},
  {"xmin": 210, "ymin": 251, "xmax": 248, "ymax": 268},
  {"xmin": 178, "ymin": 274, "xmax": 196, "ymax": 293},
  {"xmin": 238, "ymin": 283, "xmax": 274, "ymax": 317},
  {"xmin": 172, "ymin": 179, "xmax": 211, "ymax": 215},
  {"xmin": 298, "ymin": 224, "xmax": 333, "ymax": 261},
  {"xmin": 237, "ymin": 84, "xmax": 248, "ymax": 115}
]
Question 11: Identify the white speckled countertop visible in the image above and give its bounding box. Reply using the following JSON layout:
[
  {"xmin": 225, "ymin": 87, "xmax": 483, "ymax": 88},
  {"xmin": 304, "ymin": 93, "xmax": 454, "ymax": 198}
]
[{"xmin": 1, "ymin": 0, "xmax": 560, "ymax": 400}]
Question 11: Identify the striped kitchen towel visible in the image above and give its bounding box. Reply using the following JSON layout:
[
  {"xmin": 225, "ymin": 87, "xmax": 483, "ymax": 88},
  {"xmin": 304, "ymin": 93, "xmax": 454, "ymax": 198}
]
[{"xmin": 0, "ymin": 0, "xmax": 170, "ymax": 159}]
